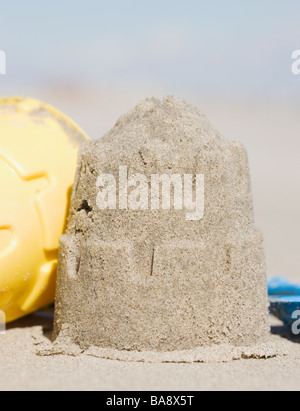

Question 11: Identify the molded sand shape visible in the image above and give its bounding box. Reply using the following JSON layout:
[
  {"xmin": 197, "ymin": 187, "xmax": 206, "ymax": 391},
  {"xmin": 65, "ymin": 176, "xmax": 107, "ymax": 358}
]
[{"xmin": 49, "ymin": 97, "xmax": 279, "ymax": 363}]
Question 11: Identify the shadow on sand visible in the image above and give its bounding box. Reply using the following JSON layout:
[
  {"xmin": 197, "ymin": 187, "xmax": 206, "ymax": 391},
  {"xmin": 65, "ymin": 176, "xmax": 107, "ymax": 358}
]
[
  {"xmin": 6, "ymin": 306, "xmax": 54, "ymax": 341},
  {"xmin": 271, "ymin": 323, "xmax": 300, "ymax": 344}
]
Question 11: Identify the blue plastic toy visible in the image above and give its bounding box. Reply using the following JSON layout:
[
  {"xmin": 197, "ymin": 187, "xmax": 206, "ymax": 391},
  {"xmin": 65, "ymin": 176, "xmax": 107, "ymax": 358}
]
[
  {"xmin": 268, "ymin": 278, "xmax": 300, "ymax": 328},
  {"xmin": 268, "ymin": 278, "xmax": 300, "ymax": 297}
]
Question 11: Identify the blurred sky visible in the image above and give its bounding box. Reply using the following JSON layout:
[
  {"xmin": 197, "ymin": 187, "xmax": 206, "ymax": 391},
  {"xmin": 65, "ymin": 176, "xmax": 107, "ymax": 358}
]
[{"xmin": 0, "ymin": 0, "xmax": 300, "ymax": 99}]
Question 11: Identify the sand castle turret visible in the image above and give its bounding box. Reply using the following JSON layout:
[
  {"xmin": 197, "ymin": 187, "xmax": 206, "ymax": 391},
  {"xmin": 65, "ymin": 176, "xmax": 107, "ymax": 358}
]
[{"xmin": 54, "ymin": 97, "xmax": 269, "ymax": 354}]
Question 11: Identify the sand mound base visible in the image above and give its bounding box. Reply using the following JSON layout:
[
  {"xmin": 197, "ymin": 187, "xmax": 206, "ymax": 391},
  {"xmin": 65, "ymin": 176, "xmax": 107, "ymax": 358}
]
[{"xmin": 37, "ymin": 326, "xmax": 287, "ymax": 364}]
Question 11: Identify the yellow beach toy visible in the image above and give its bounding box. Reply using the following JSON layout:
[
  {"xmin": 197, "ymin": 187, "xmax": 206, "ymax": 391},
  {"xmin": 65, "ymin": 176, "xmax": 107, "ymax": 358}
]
[{"xmin": 0, "ymin": 98, "xmax": 88, "ymax": 322}]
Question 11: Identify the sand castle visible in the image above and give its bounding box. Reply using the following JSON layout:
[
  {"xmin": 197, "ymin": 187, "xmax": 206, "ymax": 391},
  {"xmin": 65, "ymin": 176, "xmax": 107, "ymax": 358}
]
[{"xmin": 54, "ymin": 97, "xmax": 269, "ymax": 356}]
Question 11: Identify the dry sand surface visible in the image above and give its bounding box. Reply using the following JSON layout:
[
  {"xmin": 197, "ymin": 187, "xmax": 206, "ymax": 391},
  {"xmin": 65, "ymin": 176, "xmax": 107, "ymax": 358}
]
[
  {"xmin": 54, "ymin": 97, "xmax": 269, "ymax": 357},
  {"xmin": 0, "ymin": 311, "xmax": 300, "ymax": 391}
]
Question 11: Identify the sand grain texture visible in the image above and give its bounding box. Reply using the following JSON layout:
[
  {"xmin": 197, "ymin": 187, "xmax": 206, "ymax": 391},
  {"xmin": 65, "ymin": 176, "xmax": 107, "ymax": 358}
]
[
  {"xmin": 53, "ymin": 97, "xmax": 269, "ymax": 360},
  {"xmin": 1, "ymin": 314, "xmax": 300, "ymax": 391}
]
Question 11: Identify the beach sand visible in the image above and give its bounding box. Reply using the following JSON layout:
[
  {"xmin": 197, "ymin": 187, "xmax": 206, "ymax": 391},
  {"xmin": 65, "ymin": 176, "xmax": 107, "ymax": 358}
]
[
  {"xmin": 53, "ymin": 96, "xmax": 269, "ymax": 357},
  {"xmin": 0, "ymin": 311, "xmax": 300, "ymax": 391}
]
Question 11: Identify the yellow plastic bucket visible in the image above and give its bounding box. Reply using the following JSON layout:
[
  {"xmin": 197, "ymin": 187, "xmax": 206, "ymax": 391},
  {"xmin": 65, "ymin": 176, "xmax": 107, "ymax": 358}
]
[{"xmin": 0, "ymin": 97, "xmax": 88, "ymax": 322}]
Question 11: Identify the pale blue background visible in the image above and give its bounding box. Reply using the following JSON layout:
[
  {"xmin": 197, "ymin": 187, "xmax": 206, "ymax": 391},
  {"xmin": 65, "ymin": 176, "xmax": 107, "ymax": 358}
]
[{"xmin": 0, "ymin": 0, "xmax": 299, "ymax": 98}]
